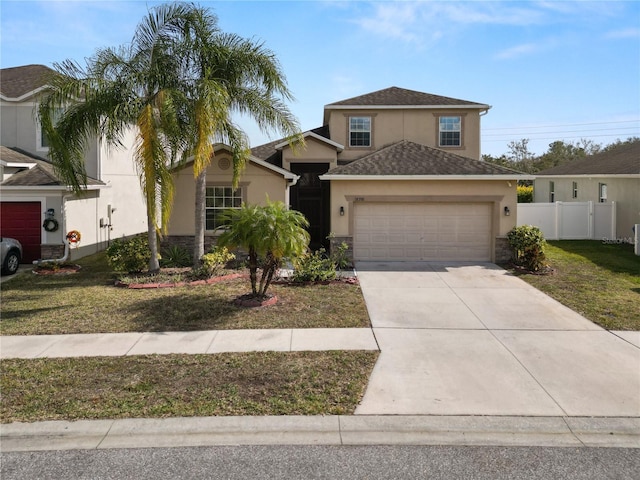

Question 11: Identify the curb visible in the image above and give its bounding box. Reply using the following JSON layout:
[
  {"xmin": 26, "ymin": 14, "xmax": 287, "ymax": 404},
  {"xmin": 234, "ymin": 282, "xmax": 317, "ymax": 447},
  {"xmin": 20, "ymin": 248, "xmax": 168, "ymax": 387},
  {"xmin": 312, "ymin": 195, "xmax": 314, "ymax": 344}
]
[{"xmin": 2, "ymin": 415, "xmax": 639, "ymax": 452}]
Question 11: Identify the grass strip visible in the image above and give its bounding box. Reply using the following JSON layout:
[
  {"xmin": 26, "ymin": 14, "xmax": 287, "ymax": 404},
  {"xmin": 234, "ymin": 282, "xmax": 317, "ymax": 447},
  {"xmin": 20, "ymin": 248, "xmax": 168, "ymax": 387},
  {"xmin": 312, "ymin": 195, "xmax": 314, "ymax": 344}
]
[
  {"xmin": 1, "ymin": 351, "xmax": 379, "ymax": 423},
  {"xmin": 513, "ymin": 241, "xmax": 640, "ymax": 330}
]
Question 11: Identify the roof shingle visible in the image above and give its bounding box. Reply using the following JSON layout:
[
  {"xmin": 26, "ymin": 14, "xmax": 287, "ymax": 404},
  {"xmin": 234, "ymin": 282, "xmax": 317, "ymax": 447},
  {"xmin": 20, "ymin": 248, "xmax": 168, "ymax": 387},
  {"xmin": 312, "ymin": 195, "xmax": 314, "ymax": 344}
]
[
  {"xmin": 1, "ymin": 146, "xmax": 104, "ymax": 187},
  {"xmin": 536, "ymin": 141, "xmax": 640, "ymax": 175},
  {"xmin": 0, "ymin": 64, "xmax": 54, "ymax": 99},
  {"xmin": 324, "ymin": 140, "xmax": 524, "ymax": 176},
  {"xmin": 326, "ymin": 86, "xmax": 487, "ymax": 108}
]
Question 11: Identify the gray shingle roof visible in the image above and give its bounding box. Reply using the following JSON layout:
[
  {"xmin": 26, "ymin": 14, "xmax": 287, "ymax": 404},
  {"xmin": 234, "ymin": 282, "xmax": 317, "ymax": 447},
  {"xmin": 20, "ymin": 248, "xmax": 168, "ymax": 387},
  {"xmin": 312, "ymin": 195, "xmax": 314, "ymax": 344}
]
[
  {"xmin": 536, "ymin": 141, "xmax": 640, "ymax": 175},
  {"xmin": 1, "ymin": 146, "xmax": 104, "ymax": 187},
  {"xmin": 326, "ymin": 87, "xmax": 487, "ymax": 108},
  {"xmin": 0, "ymin": 64, "xmax": 54, "ymax": 99},
  {"xmin": 325, "ymin": 140, "xmax": 524, "ymax": 176},
  {"xmin": 250, "ymin": 125, "xmax": 331, "ymax": 167}
]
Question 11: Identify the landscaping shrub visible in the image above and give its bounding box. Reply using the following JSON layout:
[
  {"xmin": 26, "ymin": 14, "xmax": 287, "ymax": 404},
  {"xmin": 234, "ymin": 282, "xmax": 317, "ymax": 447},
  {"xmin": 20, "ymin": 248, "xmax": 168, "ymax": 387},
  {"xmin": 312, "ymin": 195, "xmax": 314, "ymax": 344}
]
[
  {"xmin": 331, "ymin": 241, "xmax": 351, "ymax": 270},
  {"xmin": 198, "ymin": 246, "xmax": 236, "ymax": 277},
  {"xmin": 106, "ymin": 235, "xmax": 151, "ymax": 273},
  {"xmin": 292, "ymin": 248, "xmax": 337, "ymax": 282},
  {"xmin": 507, "ymin": 225, "xmax": 547, "ymax": 272},
  {"xmin": 160, "ymin": 245, "xmax": 192, "ymax": 268},
  {"xmin": 517, "ymin": 184, "xmax": 534, "ymax": 203}
]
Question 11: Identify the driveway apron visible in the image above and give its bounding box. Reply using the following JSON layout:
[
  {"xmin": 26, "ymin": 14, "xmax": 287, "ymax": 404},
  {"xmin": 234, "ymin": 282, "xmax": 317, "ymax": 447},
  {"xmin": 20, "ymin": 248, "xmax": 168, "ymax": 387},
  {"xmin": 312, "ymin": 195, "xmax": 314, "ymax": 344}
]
[{"xmin": 355, "ymin": 261, "xmax": 640, "ymax": 417}]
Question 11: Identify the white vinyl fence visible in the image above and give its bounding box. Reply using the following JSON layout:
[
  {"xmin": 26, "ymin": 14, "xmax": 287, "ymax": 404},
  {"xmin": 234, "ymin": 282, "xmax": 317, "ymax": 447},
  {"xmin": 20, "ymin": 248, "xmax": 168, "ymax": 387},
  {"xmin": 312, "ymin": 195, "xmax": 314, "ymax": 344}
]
[{"xmin": 517, "ymin": 201, "xmax": 616, "ymax": 241}]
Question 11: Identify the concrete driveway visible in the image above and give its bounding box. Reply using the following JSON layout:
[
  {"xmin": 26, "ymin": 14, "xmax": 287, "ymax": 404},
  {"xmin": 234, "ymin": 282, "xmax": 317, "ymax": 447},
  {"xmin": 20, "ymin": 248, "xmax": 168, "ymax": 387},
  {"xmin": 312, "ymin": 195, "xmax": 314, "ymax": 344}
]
[{"xmin": 355, "ymin": 261, "xmax": 640, "ymax": 417}]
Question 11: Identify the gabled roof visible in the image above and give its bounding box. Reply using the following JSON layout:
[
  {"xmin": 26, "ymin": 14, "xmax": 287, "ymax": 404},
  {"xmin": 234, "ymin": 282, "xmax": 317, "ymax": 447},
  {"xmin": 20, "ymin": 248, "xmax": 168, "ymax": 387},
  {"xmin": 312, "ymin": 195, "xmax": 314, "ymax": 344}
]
[
  {"xmin": 250, "ymin": 125, "xmax": 332, "ymax": 167},
  {"xmin": 176, "ymin": 143, "xmax": 297, "ymax": 180},
  {"xmin": 325, "ymin": 86, "xmax": 489, "ymax": 109},
  {"xmin": 0, "ymin": 64, "xmax": 54, "ymax": 101},
  {"xmin": 321, "ymin": 140, "xmax": 527, "ymax": 179},
  {"xmin": 0, "ymin": 146, "xmax": 104, "ymax": 188},
  {"xmin": 536, "ymin": 141, "xmax": 640, "ymax": 176}
]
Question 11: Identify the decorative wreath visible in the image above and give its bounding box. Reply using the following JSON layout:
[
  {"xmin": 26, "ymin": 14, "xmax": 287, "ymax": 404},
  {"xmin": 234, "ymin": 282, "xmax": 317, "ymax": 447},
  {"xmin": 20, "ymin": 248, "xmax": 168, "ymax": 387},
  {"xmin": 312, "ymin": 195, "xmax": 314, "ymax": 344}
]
[
  {"xmin": 66, "ymin": 230, "xmax": 81, "ymax": 244},
  {"xmin": 43, "ymin": 218, "xmax": 59, "ymax": 232}
]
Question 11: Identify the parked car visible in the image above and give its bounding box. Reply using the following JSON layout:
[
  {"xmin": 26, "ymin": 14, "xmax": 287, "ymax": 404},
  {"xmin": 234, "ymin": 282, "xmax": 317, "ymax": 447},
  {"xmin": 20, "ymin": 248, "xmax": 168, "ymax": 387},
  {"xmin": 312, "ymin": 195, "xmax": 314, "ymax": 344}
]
[{"xmin": 1, "ymin": 237, "xmax": 23, "ymax": 275}]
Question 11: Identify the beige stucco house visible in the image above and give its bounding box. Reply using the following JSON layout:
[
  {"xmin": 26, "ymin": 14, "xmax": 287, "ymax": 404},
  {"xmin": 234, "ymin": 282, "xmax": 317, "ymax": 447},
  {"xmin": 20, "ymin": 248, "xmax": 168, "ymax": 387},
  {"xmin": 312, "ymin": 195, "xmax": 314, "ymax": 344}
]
[
  {"xmin": 0, "ymin": 64, "xmax": 147, "ymax": 262},
  {"xmin": 534, "ymin": 141, "xmax": 640, "ymax": 240},
  {"xmin": 169, "ymin": 87, "xmax": 527, "ymax": 263}
]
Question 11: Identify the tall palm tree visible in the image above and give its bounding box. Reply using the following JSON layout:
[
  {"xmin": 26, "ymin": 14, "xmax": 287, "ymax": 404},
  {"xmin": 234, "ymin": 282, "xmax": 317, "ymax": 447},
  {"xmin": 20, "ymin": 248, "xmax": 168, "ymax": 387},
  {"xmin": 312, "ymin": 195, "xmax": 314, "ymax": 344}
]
[
  {"xmin": 38, "ymin": 3, "xmax": 195, "ymax": 271},
  {"xmin": 172, "ymin": 7, "xmax": 304, "ymax": 267}
]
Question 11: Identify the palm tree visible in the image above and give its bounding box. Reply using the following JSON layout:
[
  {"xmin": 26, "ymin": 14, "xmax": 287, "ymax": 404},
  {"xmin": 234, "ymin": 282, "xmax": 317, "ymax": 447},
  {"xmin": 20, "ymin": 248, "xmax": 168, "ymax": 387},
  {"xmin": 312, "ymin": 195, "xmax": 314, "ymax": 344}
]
[
  {"xmin": 170, "ymin": 7, "xmax": 303, "ymax": 267},
  {"xmin": 217, "ymin": 200, "xmax": 309, "ymax": 298},
  {"xmin": 38, "ymin": 3, "xmax": 195, "ymax": 271}
]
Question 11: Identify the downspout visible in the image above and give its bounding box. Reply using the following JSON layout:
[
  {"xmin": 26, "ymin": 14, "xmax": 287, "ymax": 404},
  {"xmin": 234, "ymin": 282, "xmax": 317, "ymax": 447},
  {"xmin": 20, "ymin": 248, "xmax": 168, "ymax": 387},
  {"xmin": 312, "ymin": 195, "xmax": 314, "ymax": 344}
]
[
  {"xmin": 285, "ymin": 175, "xmax": 299, "ymax": 209},
  {"xmin": 33, "ymin": 192, "xmax": 73, "ymax": 264}
]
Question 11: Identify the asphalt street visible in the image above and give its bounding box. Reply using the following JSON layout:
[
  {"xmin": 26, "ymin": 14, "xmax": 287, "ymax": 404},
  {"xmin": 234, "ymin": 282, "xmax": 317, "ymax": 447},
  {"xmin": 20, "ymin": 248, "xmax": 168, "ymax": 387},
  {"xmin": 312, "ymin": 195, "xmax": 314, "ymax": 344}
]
[{"xmin": 2, "ymin": 445, "xmax": 639, "ymax": 480}]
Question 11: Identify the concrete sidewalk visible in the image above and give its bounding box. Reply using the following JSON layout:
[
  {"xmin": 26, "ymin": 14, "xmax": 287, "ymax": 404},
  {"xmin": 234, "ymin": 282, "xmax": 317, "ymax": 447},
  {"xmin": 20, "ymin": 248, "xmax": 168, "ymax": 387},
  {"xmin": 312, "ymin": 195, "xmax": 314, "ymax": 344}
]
[{"xmin": 0, "ymin": 328, "xmax": 379, "ymax": 358}]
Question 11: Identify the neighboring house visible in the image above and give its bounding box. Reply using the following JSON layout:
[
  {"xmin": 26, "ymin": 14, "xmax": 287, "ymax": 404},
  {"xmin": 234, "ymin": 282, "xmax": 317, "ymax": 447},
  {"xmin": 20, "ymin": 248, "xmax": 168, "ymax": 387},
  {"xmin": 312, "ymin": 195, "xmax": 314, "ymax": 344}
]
[
  {"xmin": 534, "ymin": 141, "xmax": 640, "ymax": 240},
  {"xmin": 0, "ymin": 64, "xmax": 147, "ymax": 263},
  {"xmin": 169, "ymin": 86, "xmax": 527, "ymax": 263}
]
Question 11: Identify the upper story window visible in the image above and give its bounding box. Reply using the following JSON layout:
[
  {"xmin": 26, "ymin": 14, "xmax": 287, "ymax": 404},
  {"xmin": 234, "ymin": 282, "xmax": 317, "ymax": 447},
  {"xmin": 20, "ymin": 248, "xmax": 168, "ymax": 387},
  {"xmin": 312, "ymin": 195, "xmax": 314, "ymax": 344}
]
[
  {"xmin": 37, "ymin": 107, "xmax": 63, "ymax": 152},
  {"xmin": 549, "ymin": 181, "xmax": 555, "ymax": 202},
  {"xmin": 206, "ymin": 186, "xmax": 243, "ymax": 231},
  {"xmin": 439, "ymin": 116, "xmax": 461, "ymax": 147},
  {"xmin": 349, "ymin": 116, "xmax": 371, "ymax": 147},
  {"xmin": 572, "ymin": 181, "xmax": 578, "ymax": 199},
  {"xmin": 599, "ymin": 183, "xmax": 607, "ymax": 203}
]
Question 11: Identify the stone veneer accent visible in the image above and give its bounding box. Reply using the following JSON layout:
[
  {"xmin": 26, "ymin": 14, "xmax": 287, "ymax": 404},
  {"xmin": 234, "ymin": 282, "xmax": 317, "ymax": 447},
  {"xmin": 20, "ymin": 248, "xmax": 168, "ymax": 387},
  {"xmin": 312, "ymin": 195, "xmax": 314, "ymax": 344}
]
[
  {"xmin": 40, "ymin": 244, "xmax": 65, "ymax": 260},
  {"xmin": 162, "ymin": 236, "xmax": 218, "ymax": 252},
  {"xmin": 329, "ymin": 236, "xmax": 354, "ymax": 264},
  {"xmin": 494, "ymin": 236, "xmax": 512, "ymax": 264}
]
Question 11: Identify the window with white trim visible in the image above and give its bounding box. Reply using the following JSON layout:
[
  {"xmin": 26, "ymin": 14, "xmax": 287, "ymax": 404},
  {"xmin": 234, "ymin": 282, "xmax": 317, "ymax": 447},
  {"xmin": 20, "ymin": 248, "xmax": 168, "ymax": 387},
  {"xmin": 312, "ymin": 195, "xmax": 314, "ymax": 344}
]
[
  {"xmin": 37, "ymin": 107, "xmax": 63, "ymax": 151},
  {"xmin": 572, "ymin": 181, "xmax": 578, "ymax": 199},
  {"xmin": 599, "ymin": 183, "xmax": 607, "ymax": 203},
  {"xmin": 549, "ymin": 181, "xmax": 555, "ymax": 202},
  {"xmin": 349, "ymin": 116, "xmax": 371, "ymax": 147},
  {"xmin": 439, "ymin": 116, "xmax": 461, "ymax": 147},
  {"xmin": 206, "ymin": 186, "xmax": 243, "ymax": 230}
]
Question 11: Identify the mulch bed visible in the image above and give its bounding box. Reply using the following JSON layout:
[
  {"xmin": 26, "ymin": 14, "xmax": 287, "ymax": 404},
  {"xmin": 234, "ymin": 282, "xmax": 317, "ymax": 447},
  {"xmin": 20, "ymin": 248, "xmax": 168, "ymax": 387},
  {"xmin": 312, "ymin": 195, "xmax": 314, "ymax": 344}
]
[
  {"xmin": 115, "ymin": 272, "xmax": 246, "ymax": 289},
  {"xmin": 32, "ymin": 264, "xmax": 82, "ymax": 275}
]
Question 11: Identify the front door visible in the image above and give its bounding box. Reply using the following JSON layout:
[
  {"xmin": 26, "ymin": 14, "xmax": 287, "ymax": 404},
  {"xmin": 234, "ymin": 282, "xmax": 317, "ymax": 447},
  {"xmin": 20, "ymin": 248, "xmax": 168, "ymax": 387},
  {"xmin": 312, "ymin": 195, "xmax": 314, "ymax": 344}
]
[{"xmin": 290, "ymin": 163, "xmax": 330, "ymax": 251}]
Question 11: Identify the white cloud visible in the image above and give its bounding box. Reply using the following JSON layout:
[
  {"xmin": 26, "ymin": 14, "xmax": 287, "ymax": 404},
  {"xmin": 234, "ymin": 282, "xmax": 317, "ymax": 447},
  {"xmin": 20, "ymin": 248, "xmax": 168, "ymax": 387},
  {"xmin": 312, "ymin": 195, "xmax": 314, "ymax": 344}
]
[
  {"xmin": 494, "ymin": 43, "xmax": 540, "ymax": 60},
  {"xmin": 605, "ymin": 28, "xmax": 640, "ymax": 40}
]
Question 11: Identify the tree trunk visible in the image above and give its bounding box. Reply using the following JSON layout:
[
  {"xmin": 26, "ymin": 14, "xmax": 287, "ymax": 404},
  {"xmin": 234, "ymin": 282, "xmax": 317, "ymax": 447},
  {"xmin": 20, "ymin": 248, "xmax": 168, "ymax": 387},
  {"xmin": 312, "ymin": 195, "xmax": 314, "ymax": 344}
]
[
  {"xmin": 248, "ymin": 248, "xmax": 258, "ymax": 296},
  {"xmin": 147, "ymin": 211, "xmax": 160, "ymax": 272},
  {"xmin": 193, "ymin": 168, "xmax": 207, "ymax": 268}
]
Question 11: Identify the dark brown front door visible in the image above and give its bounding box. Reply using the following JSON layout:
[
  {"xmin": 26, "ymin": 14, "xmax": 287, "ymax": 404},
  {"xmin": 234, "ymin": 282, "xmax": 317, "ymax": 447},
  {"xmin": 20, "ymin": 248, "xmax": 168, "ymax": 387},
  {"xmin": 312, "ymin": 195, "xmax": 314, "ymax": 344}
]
[{"xmin": 290, "ymin": 163, "xmax": 330, "ymax": 251}]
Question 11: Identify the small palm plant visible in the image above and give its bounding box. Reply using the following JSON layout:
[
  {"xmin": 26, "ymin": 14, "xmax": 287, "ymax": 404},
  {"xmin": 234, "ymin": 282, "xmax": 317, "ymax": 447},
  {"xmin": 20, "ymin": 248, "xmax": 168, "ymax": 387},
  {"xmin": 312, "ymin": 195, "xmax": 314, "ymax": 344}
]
[{"xmin": 217, "ymin": 200, "xmax": 309, "ymax": 298}]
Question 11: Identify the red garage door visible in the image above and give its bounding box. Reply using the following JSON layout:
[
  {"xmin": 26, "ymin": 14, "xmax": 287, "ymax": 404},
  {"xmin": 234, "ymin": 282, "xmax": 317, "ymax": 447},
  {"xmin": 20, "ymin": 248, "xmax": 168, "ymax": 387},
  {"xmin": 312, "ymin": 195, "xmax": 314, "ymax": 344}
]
[{"xmin": 0, "ymin": 202, "xmax": 42, "ymax": 263}]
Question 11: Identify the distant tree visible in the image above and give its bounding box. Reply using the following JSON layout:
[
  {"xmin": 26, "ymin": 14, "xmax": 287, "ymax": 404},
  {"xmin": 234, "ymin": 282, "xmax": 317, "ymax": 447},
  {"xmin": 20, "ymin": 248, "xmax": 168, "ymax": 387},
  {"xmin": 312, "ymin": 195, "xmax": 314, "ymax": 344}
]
[
  {"xmin": 601, "ymin": 137, "xmax": 640, "ymax": 152},
  {"xmin": 507, "ymin": 139, "xmax": 536, "ymax": 173}
]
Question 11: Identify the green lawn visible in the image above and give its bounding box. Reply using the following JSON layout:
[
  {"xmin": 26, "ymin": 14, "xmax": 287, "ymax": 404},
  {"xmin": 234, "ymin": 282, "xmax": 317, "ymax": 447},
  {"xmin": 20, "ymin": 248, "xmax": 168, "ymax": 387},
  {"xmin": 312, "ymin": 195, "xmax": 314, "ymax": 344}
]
[
  {"xmin": 1, "ymin": 252, "xmax": 370, "ymax": 335},
  {"xmin": 1, "ymin": 351, "xmax": 379, "ymax": 423},
  {"xmin": 513, "ymin": 241, "xmax": 640, "ymax": 331}
]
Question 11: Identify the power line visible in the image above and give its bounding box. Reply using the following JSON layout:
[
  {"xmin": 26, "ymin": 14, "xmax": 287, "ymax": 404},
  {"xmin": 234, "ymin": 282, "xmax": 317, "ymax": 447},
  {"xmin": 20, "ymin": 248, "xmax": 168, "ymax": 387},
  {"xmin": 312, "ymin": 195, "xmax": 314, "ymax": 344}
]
[
  {"xmin": 483, "ymin": 126, "xmax": 639, "ymax": 137},
  {"xmin": 483, "ymin": 132, "xmax": 640, "ymax": 143},
  {"xmin": 483, "ymin": 120, "xmax": 639, "ymax": 131}
]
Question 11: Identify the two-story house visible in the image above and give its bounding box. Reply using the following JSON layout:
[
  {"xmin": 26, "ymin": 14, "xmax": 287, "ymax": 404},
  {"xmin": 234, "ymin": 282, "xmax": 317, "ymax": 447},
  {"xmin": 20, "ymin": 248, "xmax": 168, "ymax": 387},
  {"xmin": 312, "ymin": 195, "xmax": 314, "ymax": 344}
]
[
  {"xmin": 168, "ymin": 86, "xmax": 526, "ymax": 263},
  {"xmin": 0, "ymin": 64, "xmax": 147, "ymax": 263}
]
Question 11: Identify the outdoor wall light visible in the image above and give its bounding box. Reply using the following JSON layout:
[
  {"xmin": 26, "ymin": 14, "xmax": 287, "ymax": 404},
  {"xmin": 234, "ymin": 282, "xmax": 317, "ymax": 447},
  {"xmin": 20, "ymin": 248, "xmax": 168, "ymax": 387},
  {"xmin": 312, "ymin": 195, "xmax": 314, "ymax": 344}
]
[
  {"xmin": 340, "ymin": 206, "xmax": 345, "ymax": 216},
  {"xmin": 504, "ymin": 206, "xmax": 511, "ymax": 216}
]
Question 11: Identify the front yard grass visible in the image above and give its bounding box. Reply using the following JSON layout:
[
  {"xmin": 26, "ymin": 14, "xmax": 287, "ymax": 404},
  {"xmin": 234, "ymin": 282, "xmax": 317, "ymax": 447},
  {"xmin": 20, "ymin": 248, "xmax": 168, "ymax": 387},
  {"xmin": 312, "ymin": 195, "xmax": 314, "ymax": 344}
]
[
  {"xmin": 513, "ymin": 241, "xmax": 640, "ymax": 331},
  {"xmin": 0, "ymin": 252, "xmax": 370, "ymax": 335},
  {"xmin": 1, "ymin": 351, "xmax": 379, "ymax": 423}
]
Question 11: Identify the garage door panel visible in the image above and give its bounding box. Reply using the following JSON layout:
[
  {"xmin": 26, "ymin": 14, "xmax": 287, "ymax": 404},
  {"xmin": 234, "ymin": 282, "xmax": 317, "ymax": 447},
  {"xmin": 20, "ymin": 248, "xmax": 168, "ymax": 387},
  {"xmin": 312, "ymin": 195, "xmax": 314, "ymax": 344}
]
[{"xmin": 354, "ymin": 203, "xmax": 492, "ymax": 262}]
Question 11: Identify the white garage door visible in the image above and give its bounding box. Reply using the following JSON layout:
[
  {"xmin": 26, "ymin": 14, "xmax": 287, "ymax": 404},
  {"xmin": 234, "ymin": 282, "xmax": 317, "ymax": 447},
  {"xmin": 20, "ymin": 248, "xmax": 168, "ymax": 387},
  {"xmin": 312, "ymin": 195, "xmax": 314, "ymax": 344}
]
[{"xmin": 354, "ymin": 203, "xmax": 492, "ymax": 261}]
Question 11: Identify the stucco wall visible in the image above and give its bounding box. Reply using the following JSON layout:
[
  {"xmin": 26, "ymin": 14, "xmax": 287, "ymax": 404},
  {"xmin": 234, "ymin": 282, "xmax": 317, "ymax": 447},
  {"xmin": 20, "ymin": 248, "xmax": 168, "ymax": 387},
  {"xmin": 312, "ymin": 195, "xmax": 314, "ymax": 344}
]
[
  {"xmin": 534, "ymin": 176, "xmax": 640, "ymax": 239},
  {"xmin": 281, "ymin": 137, "xmax": 339, "ymax": 170},
  {"xmin": 168, "ymin": 152, "xmax": 289, "ymax": 236},
  {"xmin": 326, "ymin": 108, "xmax": 483, "ymax": 162}
]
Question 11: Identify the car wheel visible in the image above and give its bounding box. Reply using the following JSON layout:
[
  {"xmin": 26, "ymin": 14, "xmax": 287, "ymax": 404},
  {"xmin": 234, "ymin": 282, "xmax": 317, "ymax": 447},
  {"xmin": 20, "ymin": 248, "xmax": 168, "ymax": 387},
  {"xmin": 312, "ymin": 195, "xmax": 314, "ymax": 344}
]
[{"xmin": 2, "ymin": 250, "xmax": 21, "ymax": 275}]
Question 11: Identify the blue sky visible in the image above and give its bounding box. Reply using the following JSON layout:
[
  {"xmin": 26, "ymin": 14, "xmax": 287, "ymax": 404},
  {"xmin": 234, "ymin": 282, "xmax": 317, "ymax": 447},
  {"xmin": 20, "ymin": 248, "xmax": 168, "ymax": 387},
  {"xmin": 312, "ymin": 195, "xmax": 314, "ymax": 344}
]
[{"xmin": 2, "ymin": 0, "xmax": 639, "ymax": 156}]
